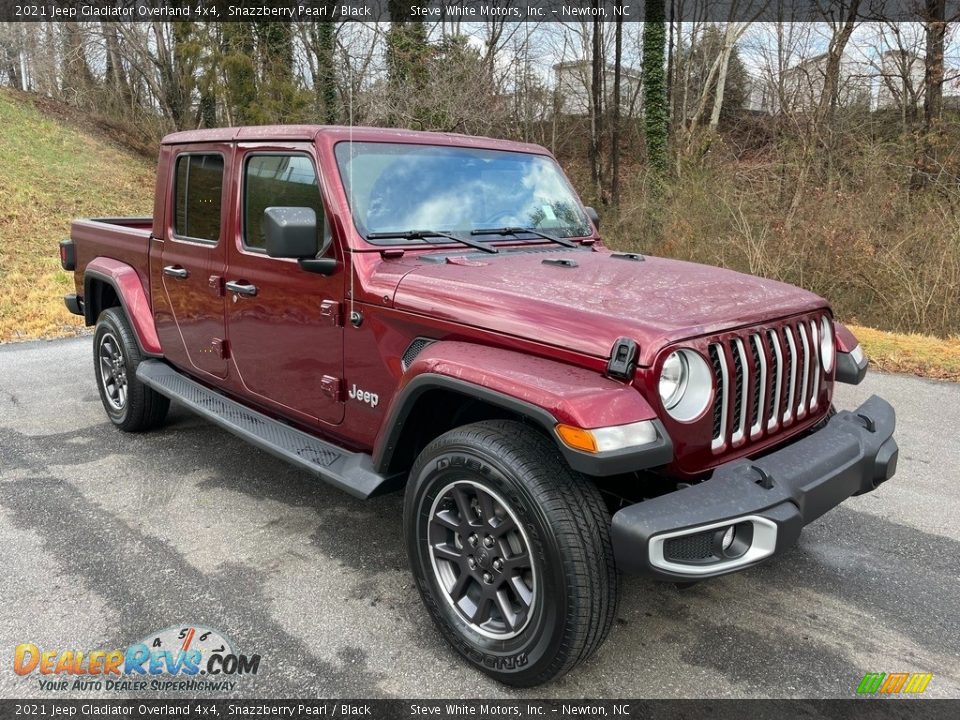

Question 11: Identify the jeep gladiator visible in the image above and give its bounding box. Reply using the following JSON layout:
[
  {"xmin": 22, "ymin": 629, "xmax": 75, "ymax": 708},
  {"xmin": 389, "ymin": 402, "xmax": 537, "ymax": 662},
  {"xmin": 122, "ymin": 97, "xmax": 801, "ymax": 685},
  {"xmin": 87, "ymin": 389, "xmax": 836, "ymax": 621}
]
[{"xmin": 61, "ymin": 126, "xmax": 898, "ymax": 686}]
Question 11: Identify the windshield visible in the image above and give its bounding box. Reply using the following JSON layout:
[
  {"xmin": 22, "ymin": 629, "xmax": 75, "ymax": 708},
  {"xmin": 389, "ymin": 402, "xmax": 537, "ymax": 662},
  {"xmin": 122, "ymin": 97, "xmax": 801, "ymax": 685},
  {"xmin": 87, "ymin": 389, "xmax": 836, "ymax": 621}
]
[{"xmin": 334, "ymin": 142, "xmax": 591, "ymax": 243}]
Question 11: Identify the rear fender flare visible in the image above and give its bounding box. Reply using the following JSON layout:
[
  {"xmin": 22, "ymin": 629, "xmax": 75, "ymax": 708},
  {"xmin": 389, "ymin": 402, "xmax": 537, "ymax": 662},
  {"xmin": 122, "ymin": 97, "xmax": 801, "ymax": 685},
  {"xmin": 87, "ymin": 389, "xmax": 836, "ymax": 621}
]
[{"xmin": 84, "ymin": 257, "xmax": 162, "ymax": 356}]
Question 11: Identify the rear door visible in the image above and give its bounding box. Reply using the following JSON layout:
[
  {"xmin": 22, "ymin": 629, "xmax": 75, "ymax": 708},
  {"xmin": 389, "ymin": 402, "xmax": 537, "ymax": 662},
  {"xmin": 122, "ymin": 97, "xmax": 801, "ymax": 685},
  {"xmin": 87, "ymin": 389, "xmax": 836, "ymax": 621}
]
[
  {"xmin": 158, "ymin": 147, "xmax": 230, "ymax": 379},
  {"xmin": 224, "ymin": 143, "xmax": 345, "ymax": 425}
]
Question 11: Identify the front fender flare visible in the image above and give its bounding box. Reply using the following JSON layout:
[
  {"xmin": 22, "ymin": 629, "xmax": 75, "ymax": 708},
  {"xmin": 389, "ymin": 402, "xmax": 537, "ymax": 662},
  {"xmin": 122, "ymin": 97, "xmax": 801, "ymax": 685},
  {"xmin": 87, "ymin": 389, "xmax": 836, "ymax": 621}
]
[
  {"xmin": 374, "ymin": 342, "xmax": 672, "ymax": 477},
  {"xmin": 84, "ymin": 257, "xmax": 162, "ymax": 356}
]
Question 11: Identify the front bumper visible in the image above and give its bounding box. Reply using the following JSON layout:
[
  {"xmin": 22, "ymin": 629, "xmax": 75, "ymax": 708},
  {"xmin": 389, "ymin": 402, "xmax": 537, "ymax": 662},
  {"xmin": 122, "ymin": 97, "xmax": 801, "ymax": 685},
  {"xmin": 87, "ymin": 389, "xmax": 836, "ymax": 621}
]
[{"xmin": 611, "ymin": 395, "xmax": 898, "ymax": 580}]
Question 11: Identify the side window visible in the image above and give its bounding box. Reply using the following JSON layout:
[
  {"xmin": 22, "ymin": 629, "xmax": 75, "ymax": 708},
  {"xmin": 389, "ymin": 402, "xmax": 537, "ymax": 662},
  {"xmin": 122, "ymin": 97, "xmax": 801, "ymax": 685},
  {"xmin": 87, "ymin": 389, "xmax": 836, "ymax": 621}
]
[
  {"xmin": 173, "ymin": 154, "xmax": 224, "ymax": 242},
  {"xmin": 244, "ymin": 154, "xmax": 327, "ymax": 251}
]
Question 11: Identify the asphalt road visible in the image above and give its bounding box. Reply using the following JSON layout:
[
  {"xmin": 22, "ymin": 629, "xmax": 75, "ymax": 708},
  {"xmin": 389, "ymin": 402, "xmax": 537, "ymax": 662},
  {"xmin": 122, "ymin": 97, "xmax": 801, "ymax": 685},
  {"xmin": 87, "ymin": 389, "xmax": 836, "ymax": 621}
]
[{"xmin": 1, "ymin": 336, "xmax": 958, "ymax": 700}]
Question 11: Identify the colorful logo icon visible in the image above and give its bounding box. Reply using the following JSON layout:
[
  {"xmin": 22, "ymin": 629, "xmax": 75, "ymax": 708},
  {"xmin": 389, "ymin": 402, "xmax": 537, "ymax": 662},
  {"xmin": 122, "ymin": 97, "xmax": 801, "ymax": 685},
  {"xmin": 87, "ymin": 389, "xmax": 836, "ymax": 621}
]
[{"xmin": 857, "ymin": 672, "xmax": 933, "ymax": 695}]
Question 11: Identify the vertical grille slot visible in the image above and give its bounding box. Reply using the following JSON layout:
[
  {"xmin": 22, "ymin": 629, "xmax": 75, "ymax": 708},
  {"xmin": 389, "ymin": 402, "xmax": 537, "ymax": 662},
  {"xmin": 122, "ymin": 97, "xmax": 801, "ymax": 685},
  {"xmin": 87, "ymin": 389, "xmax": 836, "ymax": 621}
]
[
  {"xmin": 749, "ymin": 334, "xmax": 766, "ymax": 438},
  {"xmin": 810, "ymin": 319, "xmax": 821, "ymax": 409},
  {"xmin": 730, "ymin": 338, "xmax": 748, "ymax": 444},
  {"xmin": 766, "ymin": 329, "xmax": 783, "ymax": 430},
  {"xmin": 709, "ymin": 343, "xmax": 728, "ymax": 450},
  {"xmin": 798, "ymin": 322, "xmax": 811, "ymax": 417},
  {"xmin": 784, "ymin": 326, "xmax": 798, "ymax": 423}
]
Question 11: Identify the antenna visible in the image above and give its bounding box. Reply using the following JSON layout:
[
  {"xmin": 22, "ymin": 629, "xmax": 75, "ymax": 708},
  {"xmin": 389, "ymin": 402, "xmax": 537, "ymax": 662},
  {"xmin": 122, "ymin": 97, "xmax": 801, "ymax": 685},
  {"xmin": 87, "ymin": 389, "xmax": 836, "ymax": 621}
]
[{"xmin": 348, "ymin": 60, "xmax": 361, "ymax": 328}]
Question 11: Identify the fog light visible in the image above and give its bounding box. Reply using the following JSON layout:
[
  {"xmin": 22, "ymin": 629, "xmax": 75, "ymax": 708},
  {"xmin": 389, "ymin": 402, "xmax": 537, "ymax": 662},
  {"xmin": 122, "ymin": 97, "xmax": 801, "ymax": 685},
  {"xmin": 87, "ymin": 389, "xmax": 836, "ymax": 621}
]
[{"xmin": 721, "ymin": 525, "xmax": 735, "ymax": 551}]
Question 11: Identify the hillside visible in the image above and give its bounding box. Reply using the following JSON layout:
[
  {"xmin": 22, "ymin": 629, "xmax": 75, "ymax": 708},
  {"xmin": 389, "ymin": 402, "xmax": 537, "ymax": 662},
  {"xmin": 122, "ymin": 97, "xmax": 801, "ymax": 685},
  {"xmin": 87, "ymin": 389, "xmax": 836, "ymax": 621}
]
[
  {"xmin": 0, "ymin": 89, "xmax": 955, "ymax": 379},
  {"xmin": 0, "ymin": 89, "xmax": 155, "ymax": 341}
]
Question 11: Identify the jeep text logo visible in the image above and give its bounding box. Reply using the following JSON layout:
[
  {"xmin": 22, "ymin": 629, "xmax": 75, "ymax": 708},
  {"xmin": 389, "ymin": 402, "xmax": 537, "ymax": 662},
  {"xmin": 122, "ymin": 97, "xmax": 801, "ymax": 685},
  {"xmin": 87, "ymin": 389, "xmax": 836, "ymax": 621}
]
[
  {"xmin": 348, "ymin": 384, "xmax": 379, "ymax": 408},
  {"xmin": 857, "ymin": 672, "xmax": 933, "ymax": 694}
]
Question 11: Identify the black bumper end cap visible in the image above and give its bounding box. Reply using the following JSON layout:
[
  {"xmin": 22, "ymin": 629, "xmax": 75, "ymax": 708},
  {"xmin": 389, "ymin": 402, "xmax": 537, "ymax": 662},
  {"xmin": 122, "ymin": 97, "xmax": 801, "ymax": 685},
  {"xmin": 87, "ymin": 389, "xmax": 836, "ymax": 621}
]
[
  {"xmin": 64, "ymin": 293, "xmax": 83, "ymax": 316},
  {"xmin": 836, "ymin": 350, "xmax": 868, "ymax": 384}
]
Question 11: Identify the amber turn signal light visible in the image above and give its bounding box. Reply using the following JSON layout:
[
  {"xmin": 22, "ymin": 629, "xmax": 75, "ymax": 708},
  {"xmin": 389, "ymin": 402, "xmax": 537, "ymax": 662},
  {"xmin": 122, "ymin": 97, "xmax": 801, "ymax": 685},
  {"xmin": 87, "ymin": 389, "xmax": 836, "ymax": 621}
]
[{"xmin": 555, "ymin": 424, "xmax": 598, "ymax": 453}]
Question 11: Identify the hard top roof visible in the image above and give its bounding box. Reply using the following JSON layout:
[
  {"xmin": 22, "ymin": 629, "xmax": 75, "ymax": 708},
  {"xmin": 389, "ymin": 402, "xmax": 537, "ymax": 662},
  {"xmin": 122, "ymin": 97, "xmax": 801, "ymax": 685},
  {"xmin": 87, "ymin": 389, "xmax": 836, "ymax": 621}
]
[{"xmin": 160, "ymin": 125, "xmax": 551, "ymax": 155}]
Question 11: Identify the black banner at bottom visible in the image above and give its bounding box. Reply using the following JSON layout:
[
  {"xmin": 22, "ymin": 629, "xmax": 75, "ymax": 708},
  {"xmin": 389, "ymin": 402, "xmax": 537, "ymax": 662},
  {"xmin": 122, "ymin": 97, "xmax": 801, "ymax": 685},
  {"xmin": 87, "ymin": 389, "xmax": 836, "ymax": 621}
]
[{"xmin": 1, "ymin": 699, "xmax": 957, "ymax": 720}]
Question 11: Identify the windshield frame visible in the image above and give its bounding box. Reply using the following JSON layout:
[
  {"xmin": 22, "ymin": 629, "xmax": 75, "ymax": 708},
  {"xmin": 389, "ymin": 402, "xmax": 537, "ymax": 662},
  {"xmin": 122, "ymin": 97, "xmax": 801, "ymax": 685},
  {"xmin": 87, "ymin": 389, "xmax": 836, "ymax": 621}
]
[{"xmin": 331, "ymin": 140, "xmax": 594, "ymax": 248}]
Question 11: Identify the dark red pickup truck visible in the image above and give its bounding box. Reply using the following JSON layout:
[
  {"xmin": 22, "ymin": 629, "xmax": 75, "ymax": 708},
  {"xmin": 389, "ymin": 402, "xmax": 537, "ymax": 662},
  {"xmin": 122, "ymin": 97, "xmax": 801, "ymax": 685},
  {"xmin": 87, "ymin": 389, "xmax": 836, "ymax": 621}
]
[{"xmin": 61, "ymin": 126, "xmax": 897, "ymax": 686}]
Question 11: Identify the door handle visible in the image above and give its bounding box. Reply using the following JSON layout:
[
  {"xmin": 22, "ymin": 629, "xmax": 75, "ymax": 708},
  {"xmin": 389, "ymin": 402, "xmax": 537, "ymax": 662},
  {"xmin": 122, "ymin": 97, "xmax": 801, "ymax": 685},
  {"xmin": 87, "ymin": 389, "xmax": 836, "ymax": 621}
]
[
  {"xmin": 225, "ymin": 280, "xmax": 258, "ymax": 297},
  {"xmin": 163, "ymin": 265, "xmax": 189, "ymax": 279}
]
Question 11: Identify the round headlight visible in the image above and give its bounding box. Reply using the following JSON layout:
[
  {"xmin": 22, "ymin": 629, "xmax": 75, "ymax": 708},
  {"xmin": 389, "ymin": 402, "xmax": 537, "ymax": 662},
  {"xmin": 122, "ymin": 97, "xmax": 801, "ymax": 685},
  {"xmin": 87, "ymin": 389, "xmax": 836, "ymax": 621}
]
[
  {"xmin": 820, "ymin": 316, "xmax": 835, "ymax": 372},
  {"xmin": 659, "ymin": 351, "xmax": 688, "ymax": 409},
  {"xmin": 659, "ymin": 349, "xmax": 713, "ymax": 422}
]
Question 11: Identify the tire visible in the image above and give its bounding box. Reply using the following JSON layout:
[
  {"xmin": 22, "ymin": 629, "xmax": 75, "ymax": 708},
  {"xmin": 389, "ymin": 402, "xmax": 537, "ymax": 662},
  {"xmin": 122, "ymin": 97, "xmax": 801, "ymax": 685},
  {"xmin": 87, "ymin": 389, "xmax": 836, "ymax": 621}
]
[
  {"xmin": 404, "ymin": 420, "xmax": 618, "ymax": 686},
  {"xmin": 93, "ymin": 307, "xmax": 169, "ymax": 432}
]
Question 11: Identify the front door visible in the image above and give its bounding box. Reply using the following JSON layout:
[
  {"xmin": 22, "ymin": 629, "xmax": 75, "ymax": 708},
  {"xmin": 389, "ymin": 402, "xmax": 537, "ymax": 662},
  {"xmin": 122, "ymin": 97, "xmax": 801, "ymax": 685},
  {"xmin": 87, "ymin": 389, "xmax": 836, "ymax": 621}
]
[
  {"xmin": 159, "ymin": 148, "xmax": 229, "ymax": 379},
  {"xmin": 225, "ymin": 144, "xmax": 345, "ymax": 425}
]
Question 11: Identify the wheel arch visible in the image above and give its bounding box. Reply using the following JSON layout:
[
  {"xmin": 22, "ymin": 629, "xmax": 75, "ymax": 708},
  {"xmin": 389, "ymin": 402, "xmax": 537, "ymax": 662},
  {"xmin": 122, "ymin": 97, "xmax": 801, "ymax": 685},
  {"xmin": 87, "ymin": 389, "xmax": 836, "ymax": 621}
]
[
  {"xmin": 83, "ymin": 258, "xmax": 162, "ymax": 357},
  {"xmin": 373, "ymin": 341, "xmax": 672, "ymax": 481},
  {"xmin": 374, "ymin": 374, "xmax": 559, "ymax": 479}
]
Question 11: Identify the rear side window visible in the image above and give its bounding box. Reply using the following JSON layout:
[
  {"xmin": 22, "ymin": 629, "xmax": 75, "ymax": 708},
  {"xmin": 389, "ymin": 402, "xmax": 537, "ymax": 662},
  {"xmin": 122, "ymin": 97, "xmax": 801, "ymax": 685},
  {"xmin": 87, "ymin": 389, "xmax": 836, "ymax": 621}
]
[
  {"xmin": 173, "ymin": 154, "xmax": 224, "ymax": 242},
  {"xmin": 244, "ymin": 154, "xmax": 326, "ymax": 251}
]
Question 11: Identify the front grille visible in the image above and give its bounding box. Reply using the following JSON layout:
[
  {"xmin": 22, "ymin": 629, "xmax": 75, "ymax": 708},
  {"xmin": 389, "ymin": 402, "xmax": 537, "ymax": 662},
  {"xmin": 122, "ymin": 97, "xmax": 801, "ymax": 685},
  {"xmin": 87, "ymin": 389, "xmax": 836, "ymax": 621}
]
[{"xmin": 708, "ymin": 315, "xmax": 828, "ymax": 453}]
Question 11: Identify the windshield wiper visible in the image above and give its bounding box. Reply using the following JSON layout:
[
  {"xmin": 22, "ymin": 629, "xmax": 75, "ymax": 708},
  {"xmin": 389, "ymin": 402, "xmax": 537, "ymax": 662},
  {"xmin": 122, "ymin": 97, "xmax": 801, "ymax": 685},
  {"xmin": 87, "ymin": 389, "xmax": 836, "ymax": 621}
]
[
  {"xmin": 367, "ymin": 229, "xmax": 498, "ymax": 254},
  {"xmin": 470, "ymin": 227, "xmax": 578, "ymax": 248}
]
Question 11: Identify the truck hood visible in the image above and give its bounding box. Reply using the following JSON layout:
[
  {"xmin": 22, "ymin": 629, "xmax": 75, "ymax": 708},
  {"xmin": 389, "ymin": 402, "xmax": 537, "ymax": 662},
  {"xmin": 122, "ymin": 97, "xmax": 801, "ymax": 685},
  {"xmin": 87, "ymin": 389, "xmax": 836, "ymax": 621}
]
[{"xmin": 391, "ymin": 248, "xmax": 829, "ymax": 365}]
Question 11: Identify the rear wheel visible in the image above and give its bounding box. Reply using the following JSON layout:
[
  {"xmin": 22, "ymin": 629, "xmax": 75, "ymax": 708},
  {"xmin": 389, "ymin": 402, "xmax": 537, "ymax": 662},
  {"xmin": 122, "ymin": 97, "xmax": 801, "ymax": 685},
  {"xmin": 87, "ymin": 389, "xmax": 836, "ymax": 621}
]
[
  {"xmin": 93, "ymin": 307, "xmax": 169, "ymax": 432},
  {"xmin": 404, "ymin": 420, "xmax": 618, "ymax": 686}
]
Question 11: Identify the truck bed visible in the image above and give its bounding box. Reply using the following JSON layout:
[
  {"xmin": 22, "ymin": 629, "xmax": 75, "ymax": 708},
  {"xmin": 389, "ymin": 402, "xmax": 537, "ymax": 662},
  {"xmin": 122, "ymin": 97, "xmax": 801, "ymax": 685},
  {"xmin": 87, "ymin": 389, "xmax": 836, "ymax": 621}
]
[{"xmin": 71, "ymin": 217, "xmax": 153, "ymax": 299}]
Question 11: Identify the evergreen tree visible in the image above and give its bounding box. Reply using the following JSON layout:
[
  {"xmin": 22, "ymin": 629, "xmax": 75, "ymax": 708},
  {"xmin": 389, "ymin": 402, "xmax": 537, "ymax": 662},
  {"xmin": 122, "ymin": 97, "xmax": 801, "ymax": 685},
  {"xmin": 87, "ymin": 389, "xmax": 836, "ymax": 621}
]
[{"xmin": 642, "ymin": 0, "xmax": 669, "ymax": 177}]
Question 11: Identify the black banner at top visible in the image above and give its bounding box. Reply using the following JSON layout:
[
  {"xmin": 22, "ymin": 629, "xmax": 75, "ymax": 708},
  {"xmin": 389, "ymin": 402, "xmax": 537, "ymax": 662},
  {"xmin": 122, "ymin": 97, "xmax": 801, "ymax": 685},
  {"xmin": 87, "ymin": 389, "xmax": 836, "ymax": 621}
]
[{"xmin": 1, "ymin": 0, "xmax": 958, "ymax": 23}]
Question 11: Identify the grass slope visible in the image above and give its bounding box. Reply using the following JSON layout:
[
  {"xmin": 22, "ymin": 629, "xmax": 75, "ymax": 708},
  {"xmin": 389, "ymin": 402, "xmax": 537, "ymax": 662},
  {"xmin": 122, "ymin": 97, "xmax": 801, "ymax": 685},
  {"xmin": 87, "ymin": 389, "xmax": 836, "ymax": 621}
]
[{"xmin": 0, "ymin": 89, "xmax": 155, "ymax": 341}]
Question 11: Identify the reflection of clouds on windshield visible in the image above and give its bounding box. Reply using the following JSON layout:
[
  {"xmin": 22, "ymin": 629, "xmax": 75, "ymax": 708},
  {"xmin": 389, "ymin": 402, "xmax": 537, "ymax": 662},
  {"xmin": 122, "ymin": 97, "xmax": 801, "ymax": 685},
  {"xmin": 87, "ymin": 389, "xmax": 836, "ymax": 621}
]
[
  {"xmin": 395, "ymin": 185, "xmax": 489, "ymax": 230},
  {"xmin": 521, "ymin": 161, "xmax": 569, "ymax": 203},
  {"xmin": 344, "ymin": 143, "xmax": 588, "ymax": 235}
]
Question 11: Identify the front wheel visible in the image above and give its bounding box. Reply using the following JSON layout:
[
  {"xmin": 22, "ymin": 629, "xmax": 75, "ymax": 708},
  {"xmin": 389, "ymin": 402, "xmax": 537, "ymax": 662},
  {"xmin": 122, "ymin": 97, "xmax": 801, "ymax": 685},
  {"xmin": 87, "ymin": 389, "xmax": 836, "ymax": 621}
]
[
  {"xmin": 93, "ymin": 307, "xmax": 169, "ymax": 432},
  {"xmin": 404, "ymin": 420, "xmax": 618, "ymax": 686}
]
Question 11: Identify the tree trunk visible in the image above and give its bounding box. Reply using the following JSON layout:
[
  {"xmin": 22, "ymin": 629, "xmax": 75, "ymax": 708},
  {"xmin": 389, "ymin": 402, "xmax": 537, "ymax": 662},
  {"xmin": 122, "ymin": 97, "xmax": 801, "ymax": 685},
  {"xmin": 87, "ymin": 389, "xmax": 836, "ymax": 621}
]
[
  {"xmin": 642, "ymin": 0, "xmax": 669, "ymax": 177},
  {"xmin": 610, "ymin": 3, "xmax": 623, "ymax": 207},
  {"xmin": 589, "ymin": 8, "xmax": 605, "ymax": 202},
  {"xmin": 102, "ymin": 23, "xmax": 132, "ymax": 108},
  {"xmin": 816, "ymin": 0, "xmax": 860, "ymax": 125},
  {"xmin": 708, "ymin": 25, "xmax": 739, "ymax": 130},
  {"xmin": 316, "ymin": 14, "xmax": 338, "ymax": 124},
  {"xmin": 924, "ymin": 0, "xmax": 946, "ymax": 132},
  {"xmin": 61, "ymin": 24, "xmax": 94, "ymax": 102}
]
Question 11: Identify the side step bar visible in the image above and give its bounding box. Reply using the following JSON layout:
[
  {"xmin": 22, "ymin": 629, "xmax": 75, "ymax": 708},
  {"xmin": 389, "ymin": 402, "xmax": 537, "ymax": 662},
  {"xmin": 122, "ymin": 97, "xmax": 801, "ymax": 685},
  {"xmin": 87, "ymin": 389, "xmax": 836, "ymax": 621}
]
[{"xmin": 136, "ymin": 360, "xmax": 395, "ymax": 499}]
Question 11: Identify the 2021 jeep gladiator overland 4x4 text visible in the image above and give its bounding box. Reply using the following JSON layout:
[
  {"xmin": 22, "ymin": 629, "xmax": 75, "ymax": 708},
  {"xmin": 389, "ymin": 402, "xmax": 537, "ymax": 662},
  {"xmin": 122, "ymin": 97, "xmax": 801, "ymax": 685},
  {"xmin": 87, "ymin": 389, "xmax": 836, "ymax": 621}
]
[{"xmin": 61, "ymin": 126, "xmax": 897, "ymax": 686}]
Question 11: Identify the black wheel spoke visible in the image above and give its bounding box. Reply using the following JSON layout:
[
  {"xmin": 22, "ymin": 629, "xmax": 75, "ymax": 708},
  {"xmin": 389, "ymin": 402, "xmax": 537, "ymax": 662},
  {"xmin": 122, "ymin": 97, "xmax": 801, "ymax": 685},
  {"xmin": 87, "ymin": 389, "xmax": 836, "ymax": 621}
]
[
  {"xmin": 502, "ymin": 549, "xmax": 530, "ymax": 569},
  {"xmin": 432, "ymin": 508, "xmax": 461, "ymax": 532},
  {"xmin": 510, "ymin": 574, "xmax": 534, "ymax": 607},
  {"xmin": 470, "ymin": 595, "xmax": 493, "ymax": 625},
  {"xmin": 477, "ymin": 490, "xmax": 496, "ymax": 524},
  {"xmin": 449, "ymin": 569, "xmax": 471, "ymax": 601},
  {"xmin": 492, "ymin": 514, "xmax": 516, "ymax": 536},
  {"xmin": 432, "ymin": 542, "xmax": 461, "ymax": 563},
  {"xmin": 494, "ymin": 589, "xmax": 518, "ymax": 632},
  {"xmin": 451, "ymin": 487, "xmax": 477, "ymax": 526}
]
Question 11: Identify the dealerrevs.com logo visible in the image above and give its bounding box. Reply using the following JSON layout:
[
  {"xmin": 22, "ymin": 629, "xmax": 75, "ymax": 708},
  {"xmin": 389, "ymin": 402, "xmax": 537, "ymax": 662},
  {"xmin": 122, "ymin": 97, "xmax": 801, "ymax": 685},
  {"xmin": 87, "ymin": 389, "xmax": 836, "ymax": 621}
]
[{"xmin": 13, "ymin": 625, "xmax": 261, "ymax": 693}]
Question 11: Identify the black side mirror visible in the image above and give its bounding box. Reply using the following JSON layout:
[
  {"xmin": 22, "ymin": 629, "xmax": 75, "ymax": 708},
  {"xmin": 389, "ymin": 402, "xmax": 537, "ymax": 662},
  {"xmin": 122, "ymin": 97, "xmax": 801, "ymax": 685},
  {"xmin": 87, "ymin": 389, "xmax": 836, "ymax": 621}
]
[
  {"xmin": 584, "ymin": 206, "xmax": 600, "ymax": 230},
  {"xmin": 264, "ymin": 207, "xmax": 336, "ymax": 275}
]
